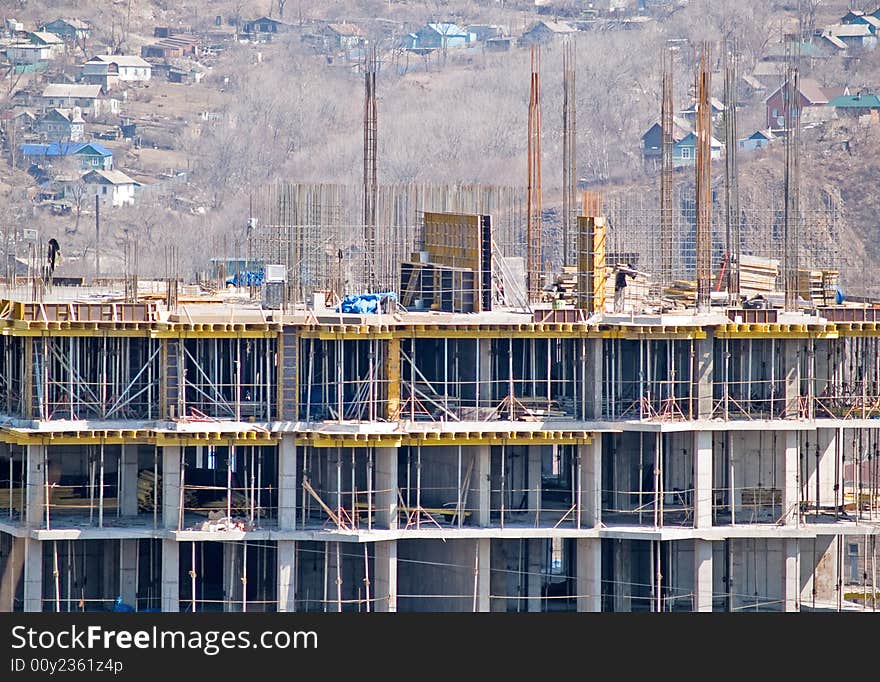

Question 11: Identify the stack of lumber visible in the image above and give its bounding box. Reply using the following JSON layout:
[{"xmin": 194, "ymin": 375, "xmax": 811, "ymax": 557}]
[
  {"xmin": 552, "ymin": 266, "xmax": 578, "ymax": 303},
  {"xmin": 195, "ymin": 493, "xmax": 265, "ymax": 517},
  {"xmin": 0, "ymin": 487, "xmax": 24, "ymax": 513},
  {"xmin": 663, "ymin": 279, "xmax": 697, "ymax": 306},
  {"xmin": 137, "ymin": 469, "xmax": 161, "ymax": 512},
  {"xmin": 798, "ymin": 268, "xmax": 839, "ymax": 306},
  {"xmin": 739, "ymin": 255, "xmax": 779, "ymax": 296},
  {"xmin": 741, "ymin": 487, "xmax": 782, "ymax": 507}
]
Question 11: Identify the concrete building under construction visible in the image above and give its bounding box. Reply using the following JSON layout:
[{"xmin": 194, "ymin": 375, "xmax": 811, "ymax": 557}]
[{"xmin": 0, "ymin": 243, "xmax": 878, "ymax": 613}]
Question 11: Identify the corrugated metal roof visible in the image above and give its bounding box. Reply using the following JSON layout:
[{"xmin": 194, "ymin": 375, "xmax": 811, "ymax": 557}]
[
  {"xmin": 829, "ymin": 93, "xmax": 880, "ymax": 108},
  {"xmin": 20, "ymin": 141, "xmax": 111, "ymax": 157}
]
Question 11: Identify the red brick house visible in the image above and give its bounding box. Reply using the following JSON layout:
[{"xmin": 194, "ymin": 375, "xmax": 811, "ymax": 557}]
[{"xmin": 764, "ymin": 78, "xmax": 830, "ymax": 130}]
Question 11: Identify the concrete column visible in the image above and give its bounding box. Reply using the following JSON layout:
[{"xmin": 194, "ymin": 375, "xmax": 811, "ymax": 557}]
[
  {"xmin": 162, "ymin": 446, "xmax": 181, "ymax": 529},
  {"xmin": 583, "ymin": 339, "xmax": 603, "ymax": 420},
  {"xmin": 527, "ymin": 446, "xmax": 542, "ymax": 522},
  {"xmin": 121, "ymin": 444, "xmax": 138, "ymax": 517},
  {"xmin": 277, "ymin": 437, "xmax": 297, "ymax": 530},
  {"xmin": 477, "ymin": 339, "xmax": 493, "ymax": 406},
  {"xmin": 473, "ymin": 446, "xmax": 490, "ymax": 527},
  {"xmin": 576, "ymin": 538, "xmax": 602, "ymax": 612},
  {"xmin": 119, "ymin": 539, "xmax": 138, "ymax": 607},
  {"xmin": 277, "ymin": 540, "xmax": 296, "ymax": 612},
  {"xmin": 23, "ymin": 538, "xmax": 42, "ymax": 612},
  {"xmin": 578, "ymin": 438, "xmax": 601, "ymax": 528},
  {"xmin": 783, "ymin": 340, "xmax": 800, "ymax": 419},
  {"xmin": 693, "ymin": 539, "xmax": 713, "ymax": 612},
  {"xmin": 613, "ymin": 540, "xmax": 631, "ymax": 612},
  {"xmin": 781, "ymin": 430, "xmax": 799, "ymax": 526},
  {"xmin": 375, "ymin": 447, "xmax": 398, "ymax": 529},
  {"xmin": 25, "ymin": 445, "xmax": 45, "ymax": 528},
  {"xmin": 693, "ymin": 431, "xmax": 713, "ymax": 529},
  {"xmin": 374, "ymin": 540, "xmax": 397, "ymax": 613},
  {"xmin": 475, "ymin": 538, "xmax": 490, "ymax": 612},
  {"xmin": 160, "ymin": 539, "xmax": 178, "ymax": 612},
  {"xmin": 223, "ymin": 542, "xmax": 242, "ymax": 612},
  {"xmin": 695, "ymin": 331, "xmax": 714, "ymax": 418},
  {"xmin": 526, "ymin": 538, "xmax": 543, "ymax": 612},
  {"xmin": 783, "ymin": 538, "xmax": 799, "ymax": 612}
]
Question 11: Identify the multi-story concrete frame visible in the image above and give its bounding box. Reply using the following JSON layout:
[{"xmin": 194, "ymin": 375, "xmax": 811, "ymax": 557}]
[{"xmin": 0, "ymin": 298, "xmax": 878, "ymax": 612}]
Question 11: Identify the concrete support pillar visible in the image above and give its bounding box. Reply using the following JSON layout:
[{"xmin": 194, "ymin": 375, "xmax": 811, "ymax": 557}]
[
  {"xmin": 277, "ymin": 437, "xmax": 297, "ymax": 530},
  {"xmin": 526, "ymin": 538, "xmax": 543, "ymax": 612},
  {"xmin": 375, "ymin": 447, "xmax": 398, "ymax": 529},
  {"xmin": 614, "ymin": 540, "xmax": 631, "ymax": 612},
  {"xmin": 783, "ymin": 340, "xmax": 800, "ymax": 419},
  {"xmin": 160, "ymin": 539, "xmax": 178, "ymax": 612},
  {"xmin": 695, "ymin": 331, "xmax": 714, "ymax": 418},
  {"xmin": 120, "ymin": 539, "xmax": 138, "ymax": 607},
  {"xmin": 576, "ymin": 538, "xmax": 602, "ymax": 612},
  {"xmin": 23, "ymin": 538, "xmax": 42, "ymax": 612},
  {"xmin": 527, "ymin": 447, "xmax": 542, "ymax": 522},
  {"xmin": 102, "ymin": 539, "xmax": 117, "ymax": 604},
  {"xmin": 477, "ymin": 338, "xmax": 493, "ymax": 406},
  {"xmin": 693, "ymin": 431, "xmax": 713, "ymax": 529},
  {"xmin": 578, "ymin": 438, "xmax": 601, "ymax": 528},
  {"xmin": 277, "ymin": 540, "xmax": 296, "ymax": 612},
  {"xmin": 474, "ymin": 446, "xmax": 490, "ymax": 527},
  {"xmin": 475, "ymin": 538, "xmax": 490, "ymax": 612},
  {"xmin": 25, "ymin": 445, "xmax": 46, "ymax": 528},
  {"xmin": 121, "ymin": 445, "xmax": 139, "ymax": 517},
  {"xmin": 583, "ymin": 339, "xmax": 603, "ymax": 420},
  {"xmin": 223, "ymin": 542, "xmax": 242, "ymax": 612},
  {"xmin": 781, "ymin": 430, "xmax": 799, "ymax": 526},
  {"xmin": 162, "ymin": 446, "xmax": 181, "ymax": 530},
  {"xmin": 374, "ymin": 540, "xmax": 397, "ymax": 613},
  {"xmin": 693, "ymin": 539, "xmax": 713, "ymax": 612},
  {"xmin": 783, "ymin": 538, "xmax": 799, "ymax": 612}
]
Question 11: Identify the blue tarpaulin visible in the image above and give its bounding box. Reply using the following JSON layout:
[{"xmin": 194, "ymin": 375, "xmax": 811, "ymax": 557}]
[
  {"xmin": 336, "ymin": 292, "xmax": 397, "ymax": 314},
  {"xmin": 226, "ymin": 270, "xmax": 264, "ymax": 287}
]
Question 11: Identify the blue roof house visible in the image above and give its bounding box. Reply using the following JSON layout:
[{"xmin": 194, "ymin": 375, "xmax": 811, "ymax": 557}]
[{"xmin": 19, "ymin": 141, "xmax": 113, "ymax": 170}]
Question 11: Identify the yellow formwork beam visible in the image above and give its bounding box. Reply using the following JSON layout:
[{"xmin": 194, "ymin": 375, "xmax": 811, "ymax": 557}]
[{"xmin": 298, "ymin": 430, "xmax": 594, "ymax": 448}]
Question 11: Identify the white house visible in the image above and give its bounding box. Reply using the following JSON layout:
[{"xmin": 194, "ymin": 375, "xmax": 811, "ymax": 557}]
[
  {"xmin": 80, "ymin": 169, "xmax": 140, "ymax": 207},
  {"xmin": 41, "ymin": 83, "xmax": 118, "ymax": 117},
  {"xmin": 82, "ymin": 55, "xmax": 152, "ymax": 90}
]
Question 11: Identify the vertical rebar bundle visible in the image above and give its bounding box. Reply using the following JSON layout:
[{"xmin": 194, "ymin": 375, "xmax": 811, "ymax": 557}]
[
  {"xmin": 695, "ymin": 43, "xmax": 712, "ymax": 313},
  {"xmin": 527, "ymin": 46, "xmax": 543, "ymax": 303},
  {"xmin": 783, "ymin": 41, "xmax": 801, "ymax": 312},
  {"xmin": 723, "ymin": 46, "xmax": 740, "ymax": 301},
  {"xmin": 363, "ymin": 46, "xmax": 379, "ymax": 291},
  {"xmin": 562, "ymin": 38, "xmax": 576, "ymax": 269},
  {"xmin": 659, "ymin": 48, "xmax": 674, "ymax": 287}
]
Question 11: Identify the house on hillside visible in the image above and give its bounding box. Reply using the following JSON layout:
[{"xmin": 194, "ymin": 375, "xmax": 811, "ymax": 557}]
[
  {"xmin": 4, "ymin": 43, "xmax": 52, "ymax": 65},
  {"xmin": 409, "ymin": 23, "xmax": 470, "ymax": 50},
  {"xmin": 840, "ymin": 10, "xmax": 880, "ymax": 33},
  {"xmin": 36, "ymin": 108, "xmax": 84, "ymax": 142},
  {"xmin": 641, "ymin": 116, "xmax": 692, "ymax": 167},
  {"xmin": 41, "ymin": 83, "xmax": 117, "ymax": 117},
  {"xmin": 520, "ymin": 21, "xmax": 577, "ymax": 46},
  {"xmin": 678, "ymin": 97, "xmax": 725, "ymax": 127},
  {"xmin": 82, "ymin": 55, "xmax": 152, "ymax": 89},
  {"xmin": 80, "ymin": 169, "xmax": 139, "ymax": 206},
  {"xmin": 39, "ymin": 18, "xmax": 90, "ymax": 42},
  {"xmin": 829, "ymin": 92, "xmax": 880, "ymax": 120},
  {"xmin": 322, "ymin": 23, "xmax": 366, "ymax": 51},
  {"xmin": 823, "ymin": 24, "xmax": 877, "ymax": 50},
  {"xmin": 467, "ymin": 24, "xmax": 503, "ymax": 42},
  {"xmin": 141, "ymin": 35, "xmax": 200, "ymax": 59},
  {"xmin": 243, "ymin": 16, "xmax": 290, "ymax": 35},
  {"xmin": 19, "ymin": 141, "xmax": 113, "ymax": 170},
  {"xmin": 738, "ymin": 129, "xmax": 776, "ymax": 152},
  {"xmin": 26, "ymin": 32, "xmax": 65, "ymax": 58},
  {"xmin": 672, "ymin": 132, "xmax": 723, "ymax": 167},
  {"xmin": 765, "ymin": 78, "xmax": 831, "ymax": 129}
]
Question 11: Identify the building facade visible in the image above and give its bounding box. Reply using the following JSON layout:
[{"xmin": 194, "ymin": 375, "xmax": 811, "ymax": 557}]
[{"xmin": 0, "ymin": 298, "xmax": 877, "ymax": 613}]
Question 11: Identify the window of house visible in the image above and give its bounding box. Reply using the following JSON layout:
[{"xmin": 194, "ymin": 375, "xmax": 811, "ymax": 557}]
[
  {"xmin": 102, "ymin": 187, "xmax": 107, "ymax": 195},
  {"xmin": 681, "ymin": 147, "xmax": 692, "ymax": 159},
  {"xmin": 772, "ymin": 108, "xmax": 779, "ymax": 117}
]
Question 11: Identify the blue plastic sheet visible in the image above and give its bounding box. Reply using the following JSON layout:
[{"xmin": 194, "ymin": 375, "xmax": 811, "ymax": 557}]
[
  {"xmin": 225, "ymin": 270, "xmax": 264, "ymax": 287},
  {"xmin": 336, "ymin": 292, "xmax": 397, "ymax": 314}
]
